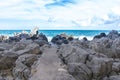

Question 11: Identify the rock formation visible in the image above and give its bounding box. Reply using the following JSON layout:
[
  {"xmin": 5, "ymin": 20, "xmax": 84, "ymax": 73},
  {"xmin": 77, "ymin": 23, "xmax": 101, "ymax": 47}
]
[
  {"xmin": 51, "ymin": 33, "xmax": 74, "ymax": 45},
  {"xmin": 0, "ymin": 30, "xmax": 120, "ymax": 80}
]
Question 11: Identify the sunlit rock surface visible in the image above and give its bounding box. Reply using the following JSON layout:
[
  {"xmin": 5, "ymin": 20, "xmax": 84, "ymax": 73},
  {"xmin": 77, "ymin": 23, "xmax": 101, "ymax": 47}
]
[{"xmin": 0, "ymin": 30, "xmax": 120, "ymax": 80}]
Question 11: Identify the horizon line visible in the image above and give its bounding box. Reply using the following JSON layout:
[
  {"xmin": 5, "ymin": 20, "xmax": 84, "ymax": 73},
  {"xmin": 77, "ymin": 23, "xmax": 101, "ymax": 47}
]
[{"xmin": 0, "ymin": 29, "xmax": 119, "ymax": 31}]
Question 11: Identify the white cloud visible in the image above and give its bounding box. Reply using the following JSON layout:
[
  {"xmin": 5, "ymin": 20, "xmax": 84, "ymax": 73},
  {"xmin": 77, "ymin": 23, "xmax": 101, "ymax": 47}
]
[
  {"xmin": 112, "ymin": 6, "xmax": 120, "ymax": 15},
  {"xmin": 0, "ymin": 0, "xmax": 21, "ymax": 7},
  {"xmin": 0, "ymin": 0, "xmax": 120, "ymax": 29}
]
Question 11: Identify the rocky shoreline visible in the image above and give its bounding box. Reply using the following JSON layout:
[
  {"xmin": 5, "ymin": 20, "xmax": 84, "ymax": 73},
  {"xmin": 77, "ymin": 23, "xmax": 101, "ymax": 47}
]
[{"xmin": 0, "ymin": 29, "xmax": 120, "ymax": 80}]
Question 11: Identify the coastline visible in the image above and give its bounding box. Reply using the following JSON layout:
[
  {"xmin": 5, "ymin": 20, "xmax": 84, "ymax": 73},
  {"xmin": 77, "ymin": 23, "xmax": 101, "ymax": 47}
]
[
  {"xmin": 0, "ymin": 30, "xmax": 118, "ymax": 41},
  {"xmin": 0, "ymin": 30, "xmax": 120, "ymax": 80}
]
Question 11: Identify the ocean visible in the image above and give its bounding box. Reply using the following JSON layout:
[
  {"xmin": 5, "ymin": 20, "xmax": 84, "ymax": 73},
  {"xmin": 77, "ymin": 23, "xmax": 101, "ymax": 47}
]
[{"xmin": 0, "ymin": 30, "xmax": 119, "ymax": 41}]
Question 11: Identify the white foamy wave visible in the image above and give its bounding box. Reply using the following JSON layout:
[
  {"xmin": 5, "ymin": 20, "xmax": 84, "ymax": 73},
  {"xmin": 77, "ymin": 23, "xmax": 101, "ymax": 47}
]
[
  {"xmin": 76, "ymin": 36, "xmax": 93, "ymax": 40},
  {"xmin": 47, "ymin": 36, "xmax": 53, "ymax": 42},
  {"xmin": 47, "ymin": 36, "xmax": 93, "ymax": 42}
]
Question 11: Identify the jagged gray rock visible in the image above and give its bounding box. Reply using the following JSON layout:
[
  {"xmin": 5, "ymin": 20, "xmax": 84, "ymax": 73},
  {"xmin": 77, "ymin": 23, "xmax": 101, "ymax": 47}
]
[
  {"xmin": 14, "ymin": 43, "xmax": 42, "ymax": 55},
  {"xmin": 0, "ymin": 51, "xmax": 18, "ymax": 70},
  {"xmin": 107, "ymin": 30, "xmax": 119, "ymax": 40},
  {"xmin": 87, "ymin": 57, "xmax": 113, "ymax": 80},
  {"xmin": 0, "ymin": 30, "xmax": 120, "ymax": 80},
  {"xmin": 58, "ymin": 44, "xmax": 89, "ymax": 64},
  {"xmin": 13, "ymin": 54, "xmax": 39, "ymax": 80},
  {"xmin": 68, "ymin": 63, "xmax": 92, "ymax": 80}
]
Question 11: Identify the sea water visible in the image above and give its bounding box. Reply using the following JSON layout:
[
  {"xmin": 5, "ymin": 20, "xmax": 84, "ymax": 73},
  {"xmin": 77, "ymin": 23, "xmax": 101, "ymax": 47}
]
[{"xmin": 0, "ymin": 30, "xmax": 118, "ymax": 41}]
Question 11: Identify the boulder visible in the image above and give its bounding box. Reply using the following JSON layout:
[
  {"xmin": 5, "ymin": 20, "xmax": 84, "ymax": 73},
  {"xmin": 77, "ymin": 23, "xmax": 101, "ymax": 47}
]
[
  {"xmin": 25, "ymin": 43, "xmax": 41, "ymax": 54},
  {"xmin": 0, "ymin": 52, "xmax": 18, "ymax": 70},
  {"xmin": 7, "ymin": 27, "xmax": 48, "ymax": 43},
  {"xmin": 8, "ymin": 36, "xmax": 20, "ymax": 42},
  {"xmin": 29, "ymin": 31, "xmax": 48, "ymax": 43},
  {"xmin": 16, "ymin": 43, "xmax": 42, "ymax": 55},
  {"xmin": 82, "ymin": 37, "xmax": 88, "ymax": 41},
  {"xmin": 8, "ymin": 32, "xmax": 30, "ymax": 42},
  {"xmin": 51, "ymin": 35, "xmax": 69, "ymax": 45},
  {"xmin": 91, "ymin": 37, "xmax": 120, "ymax": 58},
  {"xmin": 68, "ymin": 63, "xmax": 92, "ymax": 80},
  {"xmin": 38, "ymin": 33, "xmax": 48, "ymax": 42},
  {"xmin": 17, "ymin": 32, "xmax": 30, "ymax": 39},
  {"xmin": 13, "ymin": 61, "xmax": 30, "ymax": 80},
  {"xmin": 107, "ymin": 30, "xmax": 119, "ymax": 40},
  {"xmin": 87, "ymin": 57, "xmax": 113, "ymax": 80},
  {"xmin": 13, "ymin": 54, "xmax": 39, "ymax": 80},
  {"xmin": 112, "ymin": 38, "xmax": 120, "ymax": 58},
  {"xmin": 29, "ymin": 34, "xmax": 38, "ymax": 40},
  {"xmin": 94, "ymin": 33, "xmax": 106, "ymax": 39},
  {"xmin": 68, "ymin": 36, "xmax": 74, "ymax": 41},
  {"xmin": 58, "ymin": 44, "xmax": 89, "ymax": 65},
  {"xmin": 51, "ymin": 35, "xmax": 62, "ymax": 44},
  {"xmin": 93, "ymin": 30, "xmax": 120, "ymax": 40}
]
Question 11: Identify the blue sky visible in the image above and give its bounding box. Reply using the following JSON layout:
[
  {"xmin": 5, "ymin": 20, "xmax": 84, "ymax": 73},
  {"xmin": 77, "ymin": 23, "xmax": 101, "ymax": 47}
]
[{"xmin": 0, "ymin": 0, "xmax": 120, "ymax": 30}]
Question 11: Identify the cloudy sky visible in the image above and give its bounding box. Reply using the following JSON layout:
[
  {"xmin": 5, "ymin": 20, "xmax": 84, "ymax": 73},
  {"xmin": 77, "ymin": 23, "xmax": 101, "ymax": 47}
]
[{"xmin": 0, "ymin": 0, "xmax": 120, "ymax": 30}]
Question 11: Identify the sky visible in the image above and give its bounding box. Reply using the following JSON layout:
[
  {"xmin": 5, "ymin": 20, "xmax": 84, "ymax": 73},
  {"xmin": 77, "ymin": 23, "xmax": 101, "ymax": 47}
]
[{"xmin": 0, "ymin": 0, "xmax": 120, "ymax": 30}]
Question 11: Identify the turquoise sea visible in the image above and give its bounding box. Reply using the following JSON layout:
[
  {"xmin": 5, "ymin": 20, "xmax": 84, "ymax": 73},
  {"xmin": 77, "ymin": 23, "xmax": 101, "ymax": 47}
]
[{"xmin": 0, "ymin": 30, "xmax": 119, "ymax": 41}]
